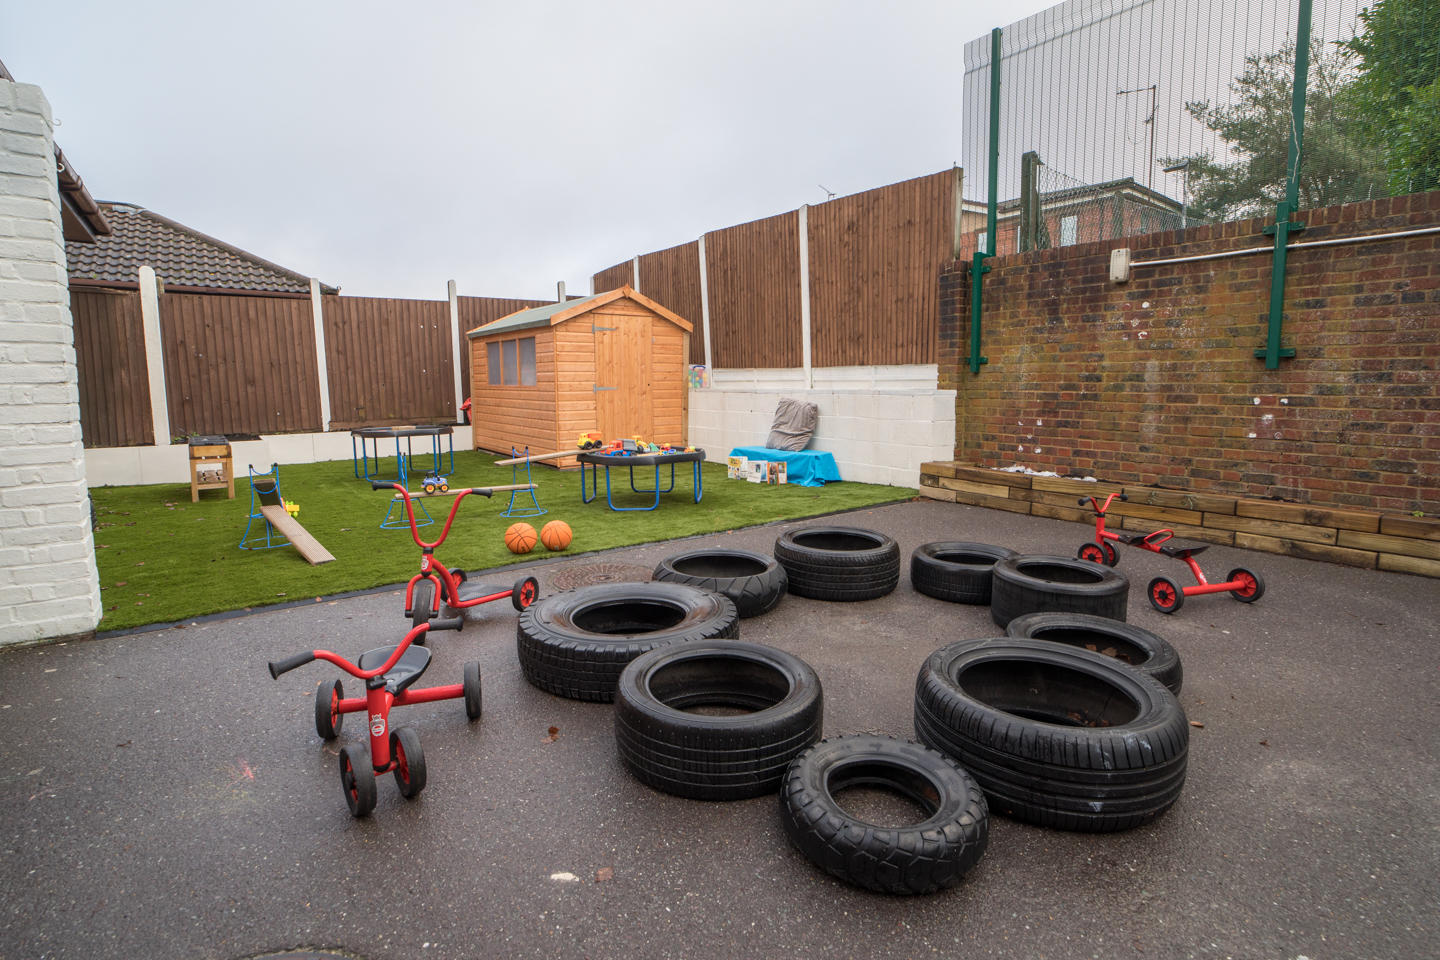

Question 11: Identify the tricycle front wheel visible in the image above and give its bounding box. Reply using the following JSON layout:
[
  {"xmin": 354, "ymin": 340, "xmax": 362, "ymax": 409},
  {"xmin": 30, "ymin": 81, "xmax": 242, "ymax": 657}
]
[
  {"xmin": 340, "ymin": 745, "xmax": 376, "ymax": 817},
  {"xmin": 1227, "ymin": 568, "xmax": 1265, "ymax": 603},
  {"xmin": 391, "ymin": 728, "xmax": 427, "ymax": 799},
  {"xmin": 513, "ymin": 576, "xmax": 540, "ymax": 611}
]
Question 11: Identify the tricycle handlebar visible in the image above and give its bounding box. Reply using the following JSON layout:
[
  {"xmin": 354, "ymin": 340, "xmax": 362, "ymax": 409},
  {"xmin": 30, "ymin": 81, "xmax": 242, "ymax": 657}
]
[{"xmin": 268, "ymin": 651, "xmax": 316, "ymax": 679}]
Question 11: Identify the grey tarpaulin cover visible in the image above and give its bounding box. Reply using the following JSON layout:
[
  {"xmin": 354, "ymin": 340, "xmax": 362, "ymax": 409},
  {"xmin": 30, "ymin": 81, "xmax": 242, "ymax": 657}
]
[{"xmin": 764, "ymin": 398, "xmax": 818, "ymax": 451}]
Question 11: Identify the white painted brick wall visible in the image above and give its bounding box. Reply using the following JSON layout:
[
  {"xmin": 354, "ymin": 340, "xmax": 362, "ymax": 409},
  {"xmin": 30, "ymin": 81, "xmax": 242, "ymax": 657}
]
[
  {"xmin": 688, "ymin": 368, "xmax": 956, "ymax": 487},
  {"xmin": 0, "ymin": 81, "xmax": 102, "ymax": 646}
]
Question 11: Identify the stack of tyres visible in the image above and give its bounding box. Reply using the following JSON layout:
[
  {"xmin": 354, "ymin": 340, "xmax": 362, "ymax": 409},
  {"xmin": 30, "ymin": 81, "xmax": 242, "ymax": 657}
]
[{"xmin": 774, "ymin": 527, "xmax": 900, "ymax": 602}]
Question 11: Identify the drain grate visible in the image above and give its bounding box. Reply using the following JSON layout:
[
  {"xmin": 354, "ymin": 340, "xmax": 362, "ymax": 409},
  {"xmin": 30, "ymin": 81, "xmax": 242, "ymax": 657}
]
[{"xmin": 549, "ymin": 561, "xmax": 654, "ymax": 592}]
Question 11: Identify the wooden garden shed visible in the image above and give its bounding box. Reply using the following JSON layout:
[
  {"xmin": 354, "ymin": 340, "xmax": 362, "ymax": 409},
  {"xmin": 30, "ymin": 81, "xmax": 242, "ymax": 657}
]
[{"xmin": 466, "ymin": 286, "xmax": 692, "ymax": 466}]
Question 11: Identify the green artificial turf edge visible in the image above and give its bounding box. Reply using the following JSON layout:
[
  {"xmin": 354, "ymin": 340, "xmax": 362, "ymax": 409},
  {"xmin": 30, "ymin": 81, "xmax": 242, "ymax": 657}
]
[{"xmin": 90, "ymin": 451, "xmax": 913, "ymax": 632}]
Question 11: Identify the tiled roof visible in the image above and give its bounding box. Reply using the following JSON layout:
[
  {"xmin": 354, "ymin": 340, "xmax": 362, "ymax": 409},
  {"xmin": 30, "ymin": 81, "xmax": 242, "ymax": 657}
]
[{"xmin": 65, "ymin": 203, "xmax": 337, "ymax": 294}]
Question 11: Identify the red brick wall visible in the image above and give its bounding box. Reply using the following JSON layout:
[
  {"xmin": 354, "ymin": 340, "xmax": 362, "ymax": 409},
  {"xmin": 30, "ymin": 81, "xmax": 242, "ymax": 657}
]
[{"xmin": 938, "ymin": 191, "xmax": 1440, "ymax": 516}]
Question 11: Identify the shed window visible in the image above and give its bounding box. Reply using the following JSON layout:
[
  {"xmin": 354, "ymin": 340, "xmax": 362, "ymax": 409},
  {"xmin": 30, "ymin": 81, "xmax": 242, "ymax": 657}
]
[
  {"xmin": 518, "ymin": 337, "xmax": 536, "ymax": 385},
  {"xmin": 501, "ymin": 340, "xmax": 518, "ymax": 384},
  {"xmin": 488, "ymin": 336, "xmax": 537, "ymax": 386}
]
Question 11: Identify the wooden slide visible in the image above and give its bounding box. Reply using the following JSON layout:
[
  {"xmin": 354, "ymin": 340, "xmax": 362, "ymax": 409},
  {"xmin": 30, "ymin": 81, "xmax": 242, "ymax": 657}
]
[{"xmin": 257, "ymin": 504, "xmax": 335, "ymax": 565}]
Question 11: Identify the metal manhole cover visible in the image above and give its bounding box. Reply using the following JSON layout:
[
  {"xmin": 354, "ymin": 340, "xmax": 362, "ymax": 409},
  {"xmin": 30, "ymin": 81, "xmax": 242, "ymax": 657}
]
[{"xmin": 549, "ymin": 562, "xmax": 654, "ymax": 591}]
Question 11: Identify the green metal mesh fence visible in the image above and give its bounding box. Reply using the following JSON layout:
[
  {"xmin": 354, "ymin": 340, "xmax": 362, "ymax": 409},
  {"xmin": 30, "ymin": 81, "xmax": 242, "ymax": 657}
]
[{"xmin": 962, "ymin": 0, "xmax": 1439, "ymax": 245}]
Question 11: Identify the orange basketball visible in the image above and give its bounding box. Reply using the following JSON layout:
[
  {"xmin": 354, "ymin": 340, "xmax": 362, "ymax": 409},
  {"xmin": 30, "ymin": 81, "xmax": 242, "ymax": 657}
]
[
  {"xmin": 504, "ymin": 522, "xmax": 538, "ymax": 554},
  {"xmin": 540, "ymin": 520, "xmax": 573, "ymax": 551}
]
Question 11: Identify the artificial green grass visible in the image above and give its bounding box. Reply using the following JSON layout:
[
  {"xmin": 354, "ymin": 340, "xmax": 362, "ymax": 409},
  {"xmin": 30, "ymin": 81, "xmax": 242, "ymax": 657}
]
[{"xmin": 90, "ymin": 451, "xmax": 914, "ymax": 632}]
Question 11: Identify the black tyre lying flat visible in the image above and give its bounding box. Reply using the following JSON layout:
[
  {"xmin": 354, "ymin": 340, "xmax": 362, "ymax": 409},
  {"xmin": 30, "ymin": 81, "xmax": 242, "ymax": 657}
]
[
  {"xmin": 914, "ymin": 638, "xmax": 1189, "ymax": 832},
  {"xmin": 653, "ymin": 548, "xmax": 788, "ymax": 618},
  {"xmin": 615, "ymin": 640, "xmax": 822, "ymax": 800},
  {"xmin": 910, "ymin": 542, "xmax": 1018, "ymax": 605},
  {"xmin": 517, "ymin": 583, "xmax": 738, "ymax": 702},
  {"xmin": 1005, "ymin": 612, "xmax": 1182, "ymax": 694},
  {"xmin": 990, "ymin": 555, "xmax": 1129, "ymax": 627},
  {"xmin": 774, "ymin": 526, "xmax": 900, "ymax": 602},
  {"xmin": 780, "ymin": 735, "xmax": 989, "ymax": 895}
]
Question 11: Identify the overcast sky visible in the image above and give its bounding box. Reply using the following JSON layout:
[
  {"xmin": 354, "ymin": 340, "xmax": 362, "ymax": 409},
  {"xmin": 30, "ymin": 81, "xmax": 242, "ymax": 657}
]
[{"xmin": 4, "ymin": 0, "xmax": 1057, "ymax": 300}]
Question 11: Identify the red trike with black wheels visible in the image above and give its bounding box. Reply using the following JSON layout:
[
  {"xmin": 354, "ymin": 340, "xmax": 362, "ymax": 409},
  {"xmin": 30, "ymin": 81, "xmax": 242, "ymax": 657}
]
[
  {"xmin": 373, "ymin": 480, "xmax": 540, "ymax": 637},
  {"xmin": 1077, "ymin": 491, "xmax": 1265, "ymax": 615},
  {"xmin": 268, "ymin": 622, "xmax": 483, "ymax": 816}
]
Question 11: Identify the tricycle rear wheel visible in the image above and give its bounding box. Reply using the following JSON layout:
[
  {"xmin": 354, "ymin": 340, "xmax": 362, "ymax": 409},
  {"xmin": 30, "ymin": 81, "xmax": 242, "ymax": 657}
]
[
  {"xmin": 314, "ymin": 678, "xmax": 343, "ymax": 740},
  {"xmin": 391, "ymin": 727, "xmax": 427, "ymax": 799},
  {"xmin": 1147, "ymin": 577, "xmax": 1184, "ymax": 614}
]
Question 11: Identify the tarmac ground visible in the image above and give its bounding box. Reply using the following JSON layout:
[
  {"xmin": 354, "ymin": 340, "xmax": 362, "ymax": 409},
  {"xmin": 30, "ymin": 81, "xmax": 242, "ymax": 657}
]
[{"xmin": 1, "ymin": 498, "xmax": 1436, "ymax": 960}]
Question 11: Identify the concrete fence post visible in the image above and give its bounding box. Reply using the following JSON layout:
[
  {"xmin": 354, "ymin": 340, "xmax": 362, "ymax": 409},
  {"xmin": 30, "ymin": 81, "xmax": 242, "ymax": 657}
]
[
  {"xmin": 447, "ymin": 279, "xmax": 463, "ymax": 423},
  {"xmin": 137, "ymin": 264, "xmax": 171, "ymax": 444},
  {"xmin": 797, "ymin": 205, "xmax": 813, "ymax": 389},
  {"xmin": 697, "ymin": 234, "xmax": 712, "ymax": 371},
  {"xmin": 308, "ymin": 279, "xmax": 332, "ymax": 431},
  {"xmin": 632, "ymin": 255, "xmax": 641, "ymax": 294}
]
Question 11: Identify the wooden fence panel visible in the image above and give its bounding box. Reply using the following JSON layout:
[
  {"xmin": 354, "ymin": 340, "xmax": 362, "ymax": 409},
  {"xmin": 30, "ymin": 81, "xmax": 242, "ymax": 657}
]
[
  {"xmin": 808, "ymin": 168, "xmax": 958, "ymax": 367},
  {"xmin": 160, "ymin": 292, "xmax": 321, "ymax": 437},
  {"xmin": 71, "ymin": 289, "xmax": 152, "ymax": 447},
  {"xmin": 591, "ymin": 260, "xmax": 634, "ymax": 294},
  {"xmin": 637, "ymin": 241, "xmax": 704, "ymax": 365},
  {"xmin": 705, "ymin": 212, "xmax": 802, "ymax": 369},
  {"xmin": 323, "ymin": 296, "xmax": 453, "ymax": 429},
  {"xmin": 456, "ymin": 296, "xmax": 556, "ymax": 401}
]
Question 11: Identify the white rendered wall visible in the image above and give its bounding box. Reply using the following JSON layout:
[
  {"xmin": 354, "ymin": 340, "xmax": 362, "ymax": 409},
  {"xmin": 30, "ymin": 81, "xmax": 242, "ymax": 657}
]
[
  {"xmin": 688, "ymin": 365, "xmax": 955, "ymax": 488},
  {"xmin": 84, "ymin": 425, "xmax": 475, "ymax": 488},
  {"xmin": 0, "ymin": 81, "xmax": 103, "ymax": 645}
]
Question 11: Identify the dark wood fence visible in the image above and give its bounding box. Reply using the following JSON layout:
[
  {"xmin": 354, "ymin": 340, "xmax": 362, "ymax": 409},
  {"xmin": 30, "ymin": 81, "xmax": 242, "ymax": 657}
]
[
  {"xmin": 588, "ymin": 168, "xmax": 960, "ymax": 370},
  {"xmin": 707, "ymin": 212, "xmax": 804, "ymax": 368},
  {"xmin": 637, "ymin": 241, "xmax": 704, "ymax": 364},
  {"xmin": 808, "ymin": 168, "xmax": 956, "ymax": 366},
  {"xmin": 322, "ymin": 295, "xmax": 450, "ymax": 429},
  {"xmin": 71, "ymin": 289, "xmax": 152, "ymax": 447},
  {"xmin": 592, "ymin": 261, "xmax": 634, "ymax": 294},
  {"xmin": 161, "ymin": 292, "xmax": 322, "ymax": 437}
]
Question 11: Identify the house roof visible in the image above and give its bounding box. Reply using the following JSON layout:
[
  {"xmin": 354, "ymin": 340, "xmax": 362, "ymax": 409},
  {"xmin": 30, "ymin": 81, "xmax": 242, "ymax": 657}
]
[
  {"xmin": 466, "ymin": 287, "xmax": 693, "ymax": 339},
  {"xmin": 65, "ymin": 203, "xmax": 338, "ymax": 295}
]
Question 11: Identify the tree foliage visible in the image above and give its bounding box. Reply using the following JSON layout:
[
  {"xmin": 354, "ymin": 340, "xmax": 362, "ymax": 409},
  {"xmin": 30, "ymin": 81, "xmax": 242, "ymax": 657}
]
[
  {"xmin": 1164, "ymin": 42, "xmax": 1385, "ymax": 223},
  {"xmin": 1341, "ymin": 0, "xmax": 1440, "ymax": 193}
]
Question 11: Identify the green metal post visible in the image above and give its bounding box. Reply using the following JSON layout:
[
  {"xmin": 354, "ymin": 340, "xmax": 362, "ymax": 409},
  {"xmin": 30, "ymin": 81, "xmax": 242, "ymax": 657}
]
[
  {"xmin": 1257, "ymin": 0, "xmax": 1311, "ymax": 368},
  {"xmin": 967, "ymin": 27, "xmax": 1000, "ymax": 374}
]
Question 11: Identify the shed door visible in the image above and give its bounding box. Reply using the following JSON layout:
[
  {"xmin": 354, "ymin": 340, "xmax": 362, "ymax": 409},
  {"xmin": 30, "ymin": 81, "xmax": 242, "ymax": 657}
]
[{"xmin": 593, "ymin": 313, "xmax": 653, "ymax": 441}]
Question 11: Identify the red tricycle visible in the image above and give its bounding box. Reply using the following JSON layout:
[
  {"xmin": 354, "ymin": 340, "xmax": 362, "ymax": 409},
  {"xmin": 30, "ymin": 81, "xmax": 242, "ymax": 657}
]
[
  {"xmin": 1076, "ymin": 492, "xmax": 1265, "ymax": 614},
  {"xmin": 374, "ymin": 480, "xmax": 540, "ymax": 636},
  {"xmin": 267, "ymin": 621, "xmax": 482, "ymax": 816}
]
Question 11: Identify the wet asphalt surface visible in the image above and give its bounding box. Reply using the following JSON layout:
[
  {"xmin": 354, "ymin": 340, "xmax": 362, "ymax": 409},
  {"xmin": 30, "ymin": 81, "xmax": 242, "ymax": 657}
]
[{"xmin": 1, "ymin": 498, "xmax": 1437, "ymax": 960}]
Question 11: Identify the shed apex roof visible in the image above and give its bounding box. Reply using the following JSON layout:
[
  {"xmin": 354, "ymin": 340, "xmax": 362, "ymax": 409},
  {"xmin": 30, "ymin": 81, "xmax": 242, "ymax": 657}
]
[{"xmin": 466, "ymin": 286, "xmax": 692, "ymax": 338}]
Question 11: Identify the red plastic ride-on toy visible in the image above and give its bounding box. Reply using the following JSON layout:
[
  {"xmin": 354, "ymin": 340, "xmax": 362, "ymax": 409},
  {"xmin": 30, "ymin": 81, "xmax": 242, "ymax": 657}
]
[
  {"xmin": 267, "ymin": 621, "xmax": 483, "ymax": 816},
  {"xmin": 374, "ymin": 480, "xmax": 540, "ymax": 636},
  {"xmin": 1077, "ymin": 491, "xmax": 1265, "ymax": 614}
]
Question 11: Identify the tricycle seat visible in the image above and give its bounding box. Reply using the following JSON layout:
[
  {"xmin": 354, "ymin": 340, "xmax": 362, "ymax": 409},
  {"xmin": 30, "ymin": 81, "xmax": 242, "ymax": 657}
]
[
  {"xmin": 1158, "ymin": 542, "xmax": 1208, "ymax": 560},
  {"xmin": 358, "ymin": 644, "xmax": 431, "ymax": 692}
]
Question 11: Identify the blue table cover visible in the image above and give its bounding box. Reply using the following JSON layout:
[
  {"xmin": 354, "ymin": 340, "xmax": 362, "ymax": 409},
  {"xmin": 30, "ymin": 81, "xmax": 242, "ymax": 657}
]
[{"xmin": 727, "ymin": 447, "xmax": 841, "ymax": 488}]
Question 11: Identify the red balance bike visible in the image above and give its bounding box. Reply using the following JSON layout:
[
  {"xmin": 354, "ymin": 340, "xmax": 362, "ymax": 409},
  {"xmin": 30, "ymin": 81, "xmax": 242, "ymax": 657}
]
[
  {"xmin": 373, "ymin": 480, "xmax": 541, "ymax": 636},
  {"xmin": 1077, "ymin": 492, "xmax": 1265, "ymax": 614},
  {"xmin": 267, "ymin": 621, "xmax": 482, "ymax": 816}
]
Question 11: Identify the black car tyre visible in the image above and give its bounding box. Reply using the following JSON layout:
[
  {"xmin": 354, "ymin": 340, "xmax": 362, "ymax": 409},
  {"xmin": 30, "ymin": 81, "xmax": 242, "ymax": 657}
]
[
  {"xmin": 914, "ymin": 638, "xmax": 1188, "ymax": 832},
  {"xmin": 910, "ymin": 542, "xmax": 1018, "ymax": 605},
  {"xmin": 615, "ymin": 640, "xmax": 822, "ymax": 800},
  {"xmin": 990, "ymin": 555, "xmax": 1129, "ymax": 627},
  {"xmin": 1005, "ymin": 612, "xmax": 1182, "ymax": 694},
  {"xmin": 653, "ymin": 548, "xmax": 788, "ymax": 618},
  {"xmin": 774, "ymin": 527, "xmax": 900, "ymax": 602},
  {"xmin": 780, "ymin": 735, "xmax": 989, "ymax": 895},
  {"xmin": 517, "ymin": 583, "xmax": 739, "ymax": 702}
]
